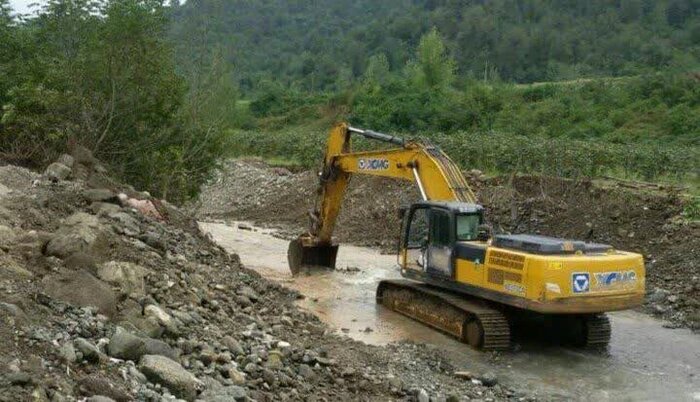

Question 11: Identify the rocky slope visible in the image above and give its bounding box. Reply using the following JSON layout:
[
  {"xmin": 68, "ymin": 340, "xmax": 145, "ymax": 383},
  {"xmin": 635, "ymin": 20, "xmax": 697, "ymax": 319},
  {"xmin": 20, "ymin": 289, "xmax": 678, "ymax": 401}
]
[
  {"xmin": 0, "ymin": 152, "xmax": 526, "ymax": 401},
  {"xmin": 197, "ymin": 159, "xmax": 700, "ymax": 332}
]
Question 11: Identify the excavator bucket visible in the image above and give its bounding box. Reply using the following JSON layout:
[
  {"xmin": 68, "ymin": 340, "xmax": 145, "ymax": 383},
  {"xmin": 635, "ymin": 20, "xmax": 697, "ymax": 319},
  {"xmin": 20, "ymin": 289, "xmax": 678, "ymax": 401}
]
[{"xmin": 287, "ymin": 238, "xmax": 338, "ymax": 276}]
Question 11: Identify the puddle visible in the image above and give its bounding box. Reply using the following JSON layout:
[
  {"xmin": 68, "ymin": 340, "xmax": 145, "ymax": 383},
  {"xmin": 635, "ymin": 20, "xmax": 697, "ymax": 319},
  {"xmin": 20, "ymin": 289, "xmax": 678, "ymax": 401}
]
[{"xmin": 201, "ymin": 221, "xmax": 700, "ymax": 401}]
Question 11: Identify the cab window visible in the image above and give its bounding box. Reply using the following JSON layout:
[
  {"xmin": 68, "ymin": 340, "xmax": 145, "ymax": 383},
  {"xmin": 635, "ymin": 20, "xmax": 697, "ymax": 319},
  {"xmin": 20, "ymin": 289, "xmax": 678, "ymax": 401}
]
[
  {"xmin": 456, "ymin": 213, "xmax": 480, "ymax": 241},
  {"xmin": 430, "ymin": 209, "xmax": 451, "ymax": 247},
  {"xmin": 406, "ymin": 208, "xmax": 428, "ymax": 248}
]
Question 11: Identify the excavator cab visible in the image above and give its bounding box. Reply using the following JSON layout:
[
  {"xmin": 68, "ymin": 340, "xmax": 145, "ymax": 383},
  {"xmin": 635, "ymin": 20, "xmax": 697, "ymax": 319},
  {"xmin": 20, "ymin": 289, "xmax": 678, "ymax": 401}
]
[{"xmin": 401, "ymin": 201, "xmax": 486, "ymax": 279}]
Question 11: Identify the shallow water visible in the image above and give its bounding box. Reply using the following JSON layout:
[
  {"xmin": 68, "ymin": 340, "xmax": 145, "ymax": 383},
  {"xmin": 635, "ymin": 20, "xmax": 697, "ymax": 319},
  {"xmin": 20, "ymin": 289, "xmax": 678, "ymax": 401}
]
[{"xmin": 201, "ymin": 221, "xmax": 700, "ymax": 402}]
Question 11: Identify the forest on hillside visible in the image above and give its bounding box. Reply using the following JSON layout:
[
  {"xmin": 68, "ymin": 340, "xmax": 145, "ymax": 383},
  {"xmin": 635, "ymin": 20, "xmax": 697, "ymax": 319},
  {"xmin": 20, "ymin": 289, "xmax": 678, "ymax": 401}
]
[
  {"xmin": 1, "ymin": 0, "xmax": 698, "ymax": 202},
  {"xmin": 170, "ymin": 0, "xmax": 700, "ymax": 91}
]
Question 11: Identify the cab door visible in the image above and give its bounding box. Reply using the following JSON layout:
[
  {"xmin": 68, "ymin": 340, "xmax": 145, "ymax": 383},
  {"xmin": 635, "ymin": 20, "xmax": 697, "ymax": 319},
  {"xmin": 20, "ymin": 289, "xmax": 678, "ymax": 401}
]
[{"xmin": 427, "ymin": 208, "xmax": 452, "ymax": 278}]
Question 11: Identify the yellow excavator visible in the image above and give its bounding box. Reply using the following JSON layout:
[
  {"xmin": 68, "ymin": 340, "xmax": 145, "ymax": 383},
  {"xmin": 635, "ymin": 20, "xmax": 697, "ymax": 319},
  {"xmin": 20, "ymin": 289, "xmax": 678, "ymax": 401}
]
[{"xmin": 288, "ymin": 123, "xmax": 645, "ymax": 350}]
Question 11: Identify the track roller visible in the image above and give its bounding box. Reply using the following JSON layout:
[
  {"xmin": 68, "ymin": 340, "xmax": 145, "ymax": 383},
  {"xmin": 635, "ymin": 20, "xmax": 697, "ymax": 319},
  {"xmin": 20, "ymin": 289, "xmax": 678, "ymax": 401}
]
[{"xmin": 377, "ymin": 279, "xmax": 511, "ymax": 351}]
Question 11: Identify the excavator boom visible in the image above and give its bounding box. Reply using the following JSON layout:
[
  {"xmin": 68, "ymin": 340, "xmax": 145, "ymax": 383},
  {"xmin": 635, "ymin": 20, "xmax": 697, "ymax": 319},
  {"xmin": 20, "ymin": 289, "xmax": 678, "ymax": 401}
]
[{"xmin": 288, "ymin": 122, "xmax": 476, "ymax": 274}]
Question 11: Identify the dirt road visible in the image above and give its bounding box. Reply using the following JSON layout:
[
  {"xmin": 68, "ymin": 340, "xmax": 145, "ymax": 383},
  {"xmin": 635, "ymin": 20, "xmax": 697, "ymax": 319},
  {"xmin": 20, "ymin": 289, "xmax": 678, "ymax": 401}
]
[{"xmin": 201, "ymin": 220, "xmax": 700, "ymax": 402}]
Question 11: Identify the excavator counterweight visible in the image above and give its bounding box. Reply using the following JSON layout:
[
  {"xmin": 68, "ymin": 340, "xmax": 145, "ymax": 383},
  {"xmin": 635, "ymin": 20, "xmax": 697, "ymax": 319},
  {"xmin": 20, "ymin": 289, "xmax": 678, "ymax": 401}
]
[{"xmin": 288, "ymin": 122, "xmax": 645, "ymax": 350}]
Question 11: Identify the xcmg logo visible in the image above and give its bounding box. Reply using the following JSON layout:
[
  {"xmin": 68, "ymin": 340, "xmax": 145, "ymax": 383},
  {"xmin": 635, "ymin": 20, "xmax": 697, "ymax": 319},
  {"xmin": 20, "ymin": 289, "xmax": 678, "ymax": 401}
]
[
  {"xmin": 593, "ymin": 270, "xmax": 637, "ymax": 290},
  {"xmin": 358, "ymin": 158, "xmax": 390, "ymax": 170}
]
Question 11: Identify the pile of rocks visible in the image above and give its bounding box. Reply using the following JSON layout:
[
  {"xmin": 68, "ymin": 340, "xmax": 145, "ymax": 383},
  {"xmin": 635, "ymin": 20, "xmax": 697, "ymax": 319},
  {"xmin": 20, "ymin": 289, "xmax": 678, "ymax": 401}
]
[{"xmin": 0, "ymin": 152, "xmax": 529, "ymax": 401}]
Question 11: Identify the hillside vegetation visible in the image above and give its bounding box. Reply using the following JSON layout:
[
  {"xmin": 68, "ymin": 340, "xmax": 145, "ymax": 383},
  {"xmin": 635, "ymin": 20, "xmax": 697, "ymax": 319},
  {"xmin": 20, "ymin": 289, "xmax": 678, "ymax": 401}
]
[{"xmin": 171, "ymin": 0, "xmax": 700, "ymax": 90}]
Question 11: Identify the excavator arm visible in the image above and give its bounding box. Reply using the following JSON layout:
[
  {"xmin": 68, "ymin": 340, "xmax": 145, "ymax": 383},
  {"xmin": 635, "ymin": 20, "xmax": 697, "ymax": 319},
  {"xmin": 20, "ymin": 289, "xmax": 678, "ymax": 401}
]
[{"xmin": 288, "ymin": 122, "xmax": 477, "ymax": 274}]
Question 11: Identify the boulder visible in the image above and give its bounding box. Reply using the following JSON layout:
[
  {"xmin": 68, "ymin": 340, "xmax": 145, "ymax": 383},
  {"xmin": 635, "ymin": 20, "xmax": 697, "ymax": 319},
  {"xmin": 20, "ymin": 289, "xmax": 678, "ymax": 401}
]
[
  {"xmin": 84, "ymin": 189, "xmax": 118, "ymax": 203},
  {"xmin": 108, "ymin": 327, "xmax": 177, "ymax": 362},
  {"xmin": 139, "ymin": 355, "xmax": 203, "ymax": 401},
  {"xmin": 0, "ymin": 302, "xmax": 27, "ymax": 322},
  {"xmin": 74, "ymin": 338, "xmax": 102, "ymax": 363},
  {"xmin": 107, "ymin": 212, "xmax": 140, "ymax": 236},
  {"xmin": 77, "ymin": 376, "xmax": 131, "ymax": 402},
  {"xmin": 97, "ymin": 261, "xmax": 146, "ymax": 298},
  {"xmin": 58, "ymin": 342, "xmax": 77, "ymax": 364},
  {"xmin": 144, "ymin": 304, "xmax": 179, "ymax": 335},
  {"xmin": 199, "ymin": 385, "xmax": 247, "ymax": 402},
  {"xmin": 45, "ymin": 213, "xmax": 104, "ymax": 258},
  {"xmin": 44, "ymin": 162, "xmax": 72, "ymax": 181},
  {"xmin": 56, "ymin": 154, "xmax": 75, "ymax": 168},
  {"xmin": 90, "ymin": 202, "xmax": 121, "ymax": 216},
  {"xmin": 86, "ymin": 397, "xmax": 116, "ymax": 402},
  {"xmin": 42, "ymin": 270, "xmax": 117, "ymax": 316},
  {"xmin": 0, "ymin": 256, "xmax": 34, "ymax": 279},
  {"xmin": 222, "ymin": 336, "xmax": 244, "ymax": 355},
  {"xmin": 478, "ymin": 372, "xmax": 498, "ymax": 387},
  {"xmin": 0, "ymin": 224, "xmax": 16, "ymax": 249}
]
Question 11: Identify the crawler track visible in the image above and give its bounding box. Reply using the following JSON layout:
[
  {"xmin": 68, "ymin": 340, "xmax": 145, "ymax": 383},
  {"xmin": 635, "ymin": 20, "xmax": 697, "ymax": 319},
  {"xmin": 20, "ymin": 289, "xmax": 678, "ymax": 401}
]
[
  {"xmin": 580, "ymin": 314, "xmax": 611, "ymax": 349},
  {"xmin": 377, "ymin": 279, "xmax": 511, "ymax": 351}
]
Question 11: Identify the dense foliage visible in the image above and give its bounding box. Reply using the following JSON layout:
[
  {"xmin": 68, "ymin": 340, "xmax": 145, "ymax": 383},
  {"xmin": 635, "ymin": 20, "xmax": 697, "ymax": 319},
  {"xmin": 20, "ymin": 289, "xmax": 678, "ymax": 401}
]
[
  {"xmin": 227, "ymin": 124, "xmax": 698, "ymax": 182},
  {"xmin": 233, "ymin": 29, "xmax": 699, "ymax": 182},
  {"xmin": 170, "ymin": 0, "xmax": 700, "ymax": 92},
  {"xmin": 0, "ymin": 0, "xmax": 229, "ymax": 202}
]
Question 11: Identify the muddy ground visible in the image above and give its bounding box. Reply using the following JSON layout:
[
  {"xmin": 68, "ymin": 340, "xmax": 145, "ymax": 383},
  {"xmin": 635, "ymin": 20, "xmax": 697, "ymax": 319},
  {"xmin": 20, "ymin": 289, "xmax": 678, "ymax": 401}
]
[
  {"xmin": 0, "ymin": 152, "xmax": 525, "ymax": 401},
  {"xmin": 197, "ymin": 160, "xmax": 700, "ymax": 331}
]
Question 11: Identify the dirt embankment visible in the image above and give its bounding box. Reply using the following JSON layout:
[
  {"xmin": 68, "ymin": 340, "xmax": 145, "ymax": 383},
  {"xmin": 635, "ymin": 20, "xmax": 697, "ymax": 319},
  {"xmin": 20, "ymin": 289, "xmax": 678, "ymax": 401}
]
[
  {"xmin": 197, "ymin": 160, "xmax": 700, "ymax": 331},
  {"xmin": 0, "ymin": 153, "xmax": 523, "ymax": 401}
]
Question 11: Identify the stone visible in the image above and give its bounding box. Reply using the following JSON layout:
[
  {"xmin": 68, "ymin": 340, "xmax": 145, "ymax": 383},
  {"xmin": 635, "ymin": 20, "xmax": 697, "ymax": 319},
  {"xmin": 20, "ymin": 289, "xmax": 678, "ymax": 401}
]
[
  {"xmin": 479, "ymin": 372, "xmax": 498, "ymax": 387},
  {"xmin": 386, "ymin": 375, "xmax": 403, "ymax": 390},
  {"xmin": 417, "ymin": 388, "xmax": 429, "ymax": 402},
  {"xmin": 647, "ymin": 288, "xmax": 669, "ymax": 303},
  {"xmin": 97, "ymin": 261, "xmax": 146, "ymax": 298},
  {"xmin": 44, "ymin": 163, "xmax": 72, "ymax": 181},
  {"xmin": 265, "ymin": 350, "xmax": 283, "ymax": 369},
  {"xmin": 144, "ymin": 304, "xmax": 179, "ymax": 335},
  {"xmin": 42, "ymin": 270, "xmax": 117, "ymax": 316},
  {"xmin": 225, "ymin": 367, "xmax": 246, "ymax": 385},
  {"xmin": 238, "ymin": 286, "xmax": 259, "ymax": 302},
  {"xmin": 454, "ymin": 371, "xmax": 474, "ymax": 380},
  {"xmin": 108, "ymin": 327, "xmax": 176, "ymax": 362},
  {"xmin": 140, "ymin": 231, "xmax": 166, "ymax": 251},
  {"xmin": 90, "ymin": 202, "xmax": 121, "ymax": 216},
  {"xmin": 77, "ymin": 376, "xmax": 131, "ymax": 402},
  {"xmin": 298, "ymin": 364, "xmax": 315, "ymax": 380},
  {"xmin": 139, "ymin": 355, "xmax": 203, "ymax": 400},
  {"xmin": 86, "ymin": 397, "xmax": 116, "ymax": 402},
  {"xmin": 1, "ymin": 256, "xmax": 34, "ymax": 279},
  {"xmin": 45, "ymin": 213, "xmax": 104, "ymax": 258},
  {"xmin": 84, "ymin": 189, "xmax": 118, "ymax": 203},
  {"xmin": 0, "ymin": 183, "xmax": 11, "ymax": 198},
  {"xmin": 0, "ymin": 224, "xmax": 17, "ymax": 249},
  {"xmin": 74, "ymin": 338, "xmax": 102, "ymax": 363},
  {"xmin": 58, "ymin": 342, "xmax": 77, "ymax": 364},
  {"xmin": 107, "ymin": 212, "xmax": 140, "ymax": 237},
  {"xmin": 56, "ymin": 154, "xmax": 75, "ymax": 168},
  {"xmin": 0, "ymin": 302, "xmax": 27, "ymax": 321},
  {"xmin": 7, "ymin": 372, "xmax": 33, "ymax": 386},
  {"xmin": 199, "ymin": 385, "xmax": 247, "ymax": 402}
]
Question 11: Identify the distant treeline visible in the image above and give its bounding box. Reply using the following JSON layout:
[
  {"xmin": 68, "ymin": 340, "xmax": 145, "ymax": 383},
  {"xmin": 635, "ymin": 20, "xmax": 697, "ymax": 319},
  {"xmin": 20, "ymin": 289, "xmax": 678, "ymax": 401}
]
[{"xmin": 170, "ymin": 0, "xmax": 700, "ymax": 92}]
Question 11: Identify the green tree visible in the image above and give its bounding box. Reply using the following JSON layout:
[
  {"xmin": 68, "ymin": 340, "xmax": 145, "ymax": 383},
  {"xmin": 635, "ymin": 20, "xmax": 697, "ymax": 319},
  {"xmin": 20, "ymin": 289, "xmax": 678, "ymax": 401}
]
[{"xmin": 410, "ymin": 28, "xmax": 455, "ymax": 90}]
